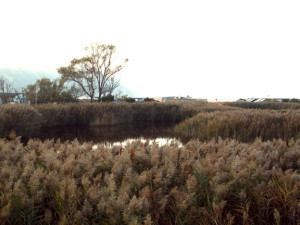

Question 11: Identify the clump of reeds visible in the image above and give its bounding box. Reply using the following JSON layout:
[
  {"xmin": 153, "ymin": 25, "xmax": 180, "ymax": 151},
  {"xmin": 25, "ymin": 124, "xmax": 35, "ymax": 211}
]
[
  {"xmin": 0, "ymin": 101, "xmax": 233, "ymax": 136},
  {"xmin": 175, "ymin": 109, "xmax": 300, "ymax": 142},
  {"xmin": 34, "ymin": 102, "xmax": 177, "ymax": 126},
  {"xmin": 0, "ymin": 135, "xmax": 299, "ymax": 224},
  {"xmin": 0, "ymin": 104, "xmax": 42, "ymax": 137},
  {"xmin": 35, "ymin": 101, "xmax": 206, "ymax": 127},
  {"xmin": 225, "ymin": 101, "xmax": 300, "ymax": 110}
]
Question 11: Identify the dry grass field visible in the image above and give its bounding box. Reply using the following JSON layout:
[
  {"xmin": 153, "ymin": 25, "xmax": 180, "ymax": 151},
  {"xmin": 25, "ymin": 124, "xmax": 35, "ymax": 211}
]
[{"xmin": 0, "ymin": 101, "xmax": 300, "ymax": 224}]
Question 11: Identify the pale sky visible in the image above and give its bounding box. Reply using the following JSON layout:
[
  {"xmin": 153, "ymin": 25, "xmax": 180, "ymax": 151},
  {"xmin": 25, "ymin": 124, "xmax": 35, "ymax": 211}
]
[{"xmin": 1, "ymin": 0, "xmax": 300, "ymax": 100}]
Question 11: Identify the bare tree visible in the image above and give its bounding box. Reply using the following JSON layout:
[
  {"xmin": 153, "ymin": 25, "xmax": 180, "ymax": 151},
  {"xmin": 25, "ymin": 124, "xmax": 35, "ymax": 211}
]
[
  {"xmin": 0, "ymin": 76, "xmax": 15, "ymax": 103},
  {"xmin": 103, "ymin": 77, "xmax": 120, "ymax": 96},
  {"xmin": 58, "ymin": 43, "xmax": 127, "ymax": 102},
  {"xmin": 0, "ymin": 76, "xmax": 13, "ymax": 93}
]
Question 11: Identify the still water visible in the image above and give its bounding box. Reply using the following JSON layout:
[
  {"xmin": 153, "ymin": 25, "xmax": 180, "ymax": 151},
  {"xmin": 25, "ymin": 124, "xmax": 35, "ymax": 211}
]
[{"xmin": 28, "ymin": 123, "xmax": 190, "ymax": 146}]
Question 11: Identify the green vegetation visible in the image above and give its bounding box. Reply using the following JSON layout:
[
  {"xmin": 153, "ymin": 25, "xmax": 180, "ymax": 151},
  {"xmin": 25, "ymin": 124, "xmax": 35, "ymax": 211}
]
[
  {"xmin": 124, "ymin": 97, "xmax": 135, "ymax": 103},
  {"xmin": 144, "ymin": 97, "xmax": 155, "ymax": 102},
  {"xmin": 100, "ymin": 94, "xmax": 114, "ymax": 102},
  {"xmin": 23, "ymin": 78, "xmax": 78, "ymax": 104}
]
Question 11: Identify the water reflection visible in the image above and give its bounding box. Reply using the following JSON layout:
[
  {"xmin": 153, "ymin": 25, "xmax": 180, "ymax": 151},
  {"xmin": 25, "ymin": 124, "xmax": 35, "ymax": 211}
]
[
  {"xmin": 95, "ymin": 137, "xmax": 183, "ymax": 149},
  {"xmin": 29, "ymin": 123, "xmax": 191, "ymax": 145}
]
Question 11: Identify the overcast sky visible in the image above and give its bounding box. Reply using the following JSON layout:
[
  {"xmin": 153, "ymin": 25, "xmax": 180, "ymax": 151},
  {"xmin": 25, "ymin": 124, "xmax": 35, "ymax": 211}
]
[{"xmin": 1, "ymin": 0, "xmax": 299, "ymax": 100}]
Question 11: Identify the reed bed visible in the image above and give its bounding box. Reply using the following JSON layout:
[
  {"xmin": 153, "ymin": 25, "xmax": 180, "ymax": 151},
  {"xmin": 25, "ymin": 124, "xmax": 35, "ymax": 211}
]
[
  {"xmin": 0, "ymin": 102, "xmax": 233, "ymax": 137},
  {"xmin": 175, "ymin": 109, "xmax": 300, "ymax": 142},
  {"xmin": 35, "ymin": 101, "xmax": 236, "ymax": 127},
  {"xmin": 0, "ymin": 134, "xmax": 299, "ymax": 225},
  {"xmin": 224, "ymin": 101, "xmax": 300, "ymax": 110},
  {"xmin": 0, "ymin": 104, "xmax": 41, "ymax": 137}
]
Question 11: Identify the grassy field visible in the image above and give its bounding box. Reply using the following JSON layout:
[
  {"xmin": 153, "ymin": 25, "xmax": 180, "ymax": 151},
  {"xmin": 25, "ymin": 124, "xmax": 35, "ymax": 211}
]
[{"xmin": 0, "ymin": 101, "xmax": 300, "ymax": 224}]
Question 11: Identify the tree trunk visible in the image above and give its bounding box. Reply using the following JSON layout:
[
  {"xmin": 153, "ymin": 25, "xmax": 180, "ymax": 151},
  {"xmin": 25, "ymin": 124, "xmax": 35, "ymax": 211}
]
[{"xmin": 98, "ymin": 91, "xmax": 102, "ymax": 102}]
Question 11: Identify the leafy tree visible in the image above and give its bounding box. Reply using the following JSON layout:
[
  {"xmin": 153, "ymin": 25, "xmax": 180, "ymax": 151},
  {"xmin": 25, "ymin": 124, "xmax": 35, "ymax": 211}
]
[
  {"xmin": 57, "ymin": 43, "xmax": 128, "ymax": 102},
  {"xmin": 144, "ymin": 97, "xmax": 155, "ymax": 102},
  {"xmin": 290, "ymin": 98, "xmax": 300, "ymax": 103},
  {"xmin": 125, "ymin": 97, "xmax": 135, "ymax": 103},
  {"xmin": 282, "ymin": 99, "xmax": 289, "ymax": 102},
  {"xmin": 100, "ymin": 94, "xmax": 114, "ymax": 102},
  {"xmin": 23, "ymin": 78, "xmax": 77, "ymax": 104}
]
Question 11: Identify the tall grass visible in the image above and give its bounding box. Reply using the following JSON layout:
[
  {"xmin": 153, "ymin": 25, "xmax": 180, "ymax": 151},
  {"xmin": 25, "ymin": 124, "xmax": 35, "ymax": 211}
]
[
  {"xmin": 175, "ymin": 109, "xmax": 300, "ymax": 142},
  {"xmin": 0, "ymin": 104, "xmax": 41, "ymax": 137},
  {"xmin": 0, "ymin": 101, "xmax": 234, "ymax": 137},
  {"xmin": 0, "ymin": 135, "xmax": 299, "ymax": 224},
  {"xmin": 224, "ymin": 101, "xmax": 300, "ymax": 110},
  {"xmin": 35, "ymin": 101, "xmax": 234, "ymax": 127}
]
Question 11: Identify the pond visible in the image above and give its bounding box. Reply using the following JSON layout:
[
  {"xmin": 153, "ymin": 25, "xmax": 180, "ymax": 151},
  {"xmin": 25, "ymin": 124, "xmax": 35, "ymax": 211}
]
[{"xmin": 22, "ymin": 122, "xmax": 191, "ymax": 146}]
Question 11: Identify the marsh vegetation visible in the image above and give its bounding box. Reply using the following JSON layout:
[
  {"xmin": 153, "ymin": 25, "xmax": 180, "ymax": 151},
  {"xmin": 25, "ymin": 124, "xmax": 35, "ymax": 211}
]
[{"xmin": 0, "ymin": 101, "xmax": 300, "ymax": 224}]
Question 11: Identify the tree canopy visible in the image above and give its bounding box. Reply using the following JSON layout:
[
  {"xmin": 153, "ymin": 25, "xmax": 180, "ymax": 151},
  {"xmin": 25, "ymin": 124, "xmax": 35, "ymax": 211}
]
[
  {"xmin": 23, "ymin": 78, "xmax": 78, "ymax": 104},
  {"xmin": 57, "ymin": 43, "xmax": 128, "ymax": 102}
]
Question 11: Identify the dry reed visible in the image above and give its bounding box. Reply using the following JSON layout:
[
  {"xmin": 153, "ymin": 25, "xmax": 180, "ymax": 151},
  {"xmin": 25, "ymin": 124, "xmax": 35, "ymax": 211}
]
[
  {"xmin": 0, "ymin": 101, "xmax": 233, "ymax": 136},
  {"xmin": 175, "ymin": 109, "xmax": 300, "ymax": 142},
  {"xmin": 224, "ymin": 101, "xmax": 300, "ymax": 110},
  {"xmin": 0, "ymin": 133, "xmax": 299, "ymax": 224}
]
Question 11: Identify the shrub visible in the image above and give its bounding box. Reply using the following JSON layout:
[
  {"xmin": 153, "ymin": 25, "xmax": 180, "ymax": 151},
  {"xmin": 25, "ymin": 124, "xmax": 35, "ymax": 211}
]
[
  {"xmin": 100, "ymin": 94, "xmax": 114, "ymax": 102},
  {"xmin": 144, "ymin": 97, "xmax": 155, "ymax": 102},
  {"xmin": 124, "ymin": 97, "xmax": 135, "ymax": 103}
]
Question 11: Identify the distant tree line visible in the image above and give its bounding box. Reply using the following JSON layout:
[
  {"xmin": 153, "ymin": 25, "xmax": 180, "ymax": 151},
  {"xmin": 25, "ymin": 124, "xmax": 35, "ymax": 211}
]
[{"xmin": 282, "ymin": 98, "xmax": 300, "ymax": 103}]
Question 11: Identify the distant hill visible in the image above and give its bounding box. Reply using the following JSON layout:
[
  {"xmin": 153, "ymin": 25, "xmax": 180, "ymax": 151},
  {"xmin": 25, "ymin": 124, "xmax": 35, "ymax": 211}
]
[{"xmin": 0, "ymin": 68, "xmax": 59, "ymax": 91}]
